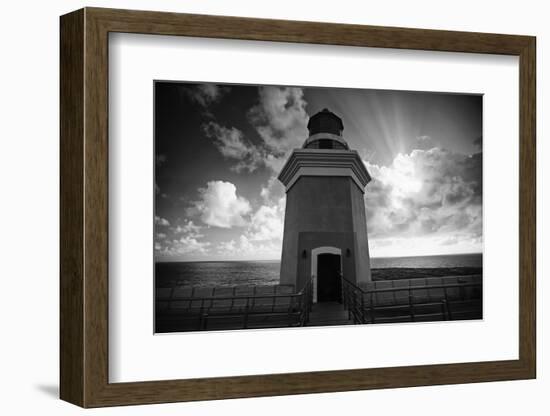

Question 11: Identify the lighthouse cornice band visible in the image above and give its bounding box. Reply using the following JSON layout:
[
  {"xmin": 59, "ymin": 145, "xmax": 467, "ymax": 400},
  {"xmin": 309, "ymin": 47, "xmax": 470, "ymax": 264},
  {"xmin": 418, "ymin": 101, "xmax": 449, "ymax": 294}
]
[{"xmin": 278, "ymin": 149, "xmax": 371, "ymax": 193}]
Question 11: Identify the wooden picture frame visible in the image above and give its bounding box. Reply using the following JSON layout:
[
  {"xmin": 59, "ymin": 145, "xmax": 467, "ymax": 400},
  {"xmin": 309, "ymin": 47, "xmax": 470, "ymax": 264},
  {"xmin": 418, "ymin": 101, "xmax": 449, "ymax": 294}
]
[{"xmin": 60, "ymin": 7, "xmax": 536, "ymax": 408}]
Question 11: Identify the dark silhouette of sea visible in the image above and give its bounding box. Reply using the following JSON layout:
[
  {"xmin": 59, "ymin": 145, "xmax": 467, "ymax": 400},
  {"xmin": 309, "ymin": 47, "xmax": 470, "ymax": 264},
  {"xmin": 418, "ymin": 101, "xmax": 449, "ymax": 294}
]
[{"xmin": 156, "ymin": 253, "xmax": 482, "ymax": 288}]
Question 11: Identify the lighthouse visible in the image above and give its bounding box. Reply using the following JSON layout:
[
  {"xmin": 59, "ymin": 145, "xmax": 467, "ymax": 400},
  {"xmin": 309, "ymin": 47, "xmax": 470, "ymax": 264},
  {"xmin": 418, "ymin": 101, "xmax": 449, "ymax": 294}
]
[{"xmin": 278, "ymin": 108, "xmax": 372, "ymax": 302}]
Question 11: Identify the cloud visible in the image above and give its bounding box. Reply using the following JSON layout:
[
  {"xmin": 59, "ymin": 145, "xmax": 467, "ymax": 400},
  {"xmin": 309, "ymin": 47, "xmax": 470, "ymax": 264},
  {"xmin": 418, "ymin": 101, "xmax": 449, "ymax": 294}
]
[
  {"xmin": 155, "ymin": 236, "xmax": 211, "ymax": 256},
  {"xmin": 248, "ymin": 86, "xmax": 309, "ymax": 172},
  {"xmin": 216, "ymin": 234, "xmax": 281, "ymax": 260},
  {"xmin": 369, "ymin": 233, "xmax": 482, "ymax": 258},
  {"xmin": 176, "ymin": 236, "xmax": 211, "ymax": 254},
  {"xmin": 246, "ymin": 197, "xmax": 285, "ymax": 242},
  {"xmin": 214, "ymin": 187, "xmax": 285, "ymax": 259},
  {"xmin": 192, "ymin": 181, "xmax": 251, "ymax": 228},
  {"xmin": 155, "ymin": 220, "xmax": 211, "ymax": 259},
  {"xmin": 195, "ymin": 86, "xmax": 302, "ymax": 255},
  {"xmin": 202, "ymin": 86, "xmax": 309, "ymax": 174},
  {"xmin": 364, "ymin": 147, "xmax": 482, "ymax": 252},
  {"xmin": 154, "ymin": 216, "xmax": 170, "ymax": 226},
  {"xmin": 174, "ymin": 219, "xmax": 203, "ymax": 237},
  {"xmin": 185, "ymin": 84, "xmax": 229, "ymax": 107},
  {"xmin": 259, "ymin": 176, "xmax": 286, "ymax": 204},
  {"xmin": 202, "ymin": 122, "xmax": 263, "ymax": 172}
]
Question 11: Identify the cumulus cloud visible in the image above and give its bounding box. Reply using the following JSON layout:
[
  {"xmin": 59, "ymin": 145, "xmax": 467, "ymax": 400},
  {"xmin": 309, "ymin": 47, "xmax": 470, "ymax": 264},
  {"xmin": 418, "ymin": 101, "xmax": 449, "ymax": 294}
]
[
  {"xmin": 246, "ymin": 198, "xmax": 285, "ymax": 242},
  {"xmin": 364, "ymin": 147, "xmax": 482, "ymax": 254},
  {"xmin": 174, "ymin": 219, "xmax": 203, "ymax": 237},
  {"xmin": 202, "ymin": 122, "xmax": 263, "ymax": 172},
  {"xmin": 176, "ymin": 236, "xmax": 211, "ymax": 254},
  {"xmin": 216, "ymin": 234, "xmax": 281, "ymax": 260},
  {"xmin": 192, "ymin": 181, "xmax": 251, "ymax": 228},
  {"xmin": 213, "ymin": 189, "xmax": 285, "ymax": 259},
  {"xmin": 155, "ymin": 236, "xmax": 211, "ymax": 257},
  {"xmin": 203, "ymin": 145, "xmax": 482, "ymax": 260},
  {"xmin": 259, "ymin": 176, "xmax": 286, "ymax": 204},
  {"xmin": 155, "ymin": 219, "xmax": 211, "ymax": 259}
]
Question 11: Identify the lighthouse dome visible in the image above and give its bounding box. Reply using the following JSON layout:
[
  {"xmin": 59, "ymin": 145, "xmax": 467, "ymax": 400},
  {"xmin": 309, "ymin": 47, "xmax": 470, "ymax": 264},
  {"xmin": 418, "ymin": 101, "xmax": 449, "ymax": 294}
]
[{"xmin": 303, "ymin": 108, "xmax": 349, "ymax": 150}]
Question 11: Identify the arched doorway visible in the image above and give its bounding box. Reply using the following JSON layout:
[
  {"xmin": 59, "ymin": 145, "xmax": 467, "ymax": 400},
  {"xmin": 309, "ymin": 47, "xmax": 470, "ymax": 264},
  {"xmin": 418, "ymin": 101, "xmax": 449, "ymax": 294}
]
[{"xmin": 311, "ymin": 247, "xmax": 342, "ymax": 303}]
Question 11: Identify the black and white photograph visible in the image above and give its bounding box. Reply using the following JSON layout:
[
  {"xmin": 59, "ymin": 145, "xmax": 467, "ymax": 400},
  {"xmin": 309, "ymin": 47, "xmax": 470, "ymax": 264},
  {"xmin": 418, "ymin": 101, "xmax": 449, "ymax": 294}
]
[
  {"xmin": 154, "ymin": 81, "xmax": 483, "ymax": 333},
  {"xmin": 2, "ymin": 0, "xmax": 543, "ymax": 413}
]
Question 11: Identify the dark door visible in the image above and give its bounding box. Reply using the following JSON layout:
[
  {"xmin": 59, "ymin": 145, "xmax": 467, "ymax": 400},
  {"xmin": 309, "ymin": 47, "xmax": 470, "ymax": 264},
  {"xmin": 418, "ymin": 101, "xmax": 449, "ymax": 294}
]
[{"xmin": 317, "ymin": 254, "xmax": 342, "ymax": 302}]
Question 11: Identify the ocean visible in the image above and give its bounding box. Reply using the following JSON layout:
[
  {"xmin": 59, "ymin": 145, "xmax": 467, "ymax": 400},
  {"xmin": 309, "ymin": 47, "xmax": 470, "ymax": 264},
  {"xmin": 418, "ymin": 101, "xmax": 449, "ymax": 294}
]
[
  {"xmin": 370, "ymin": 253, "xmax": 482, "ymax": 269},
  {"xmin": 156, "ymin": 253, "xmax": 482, "ymax": 288}
]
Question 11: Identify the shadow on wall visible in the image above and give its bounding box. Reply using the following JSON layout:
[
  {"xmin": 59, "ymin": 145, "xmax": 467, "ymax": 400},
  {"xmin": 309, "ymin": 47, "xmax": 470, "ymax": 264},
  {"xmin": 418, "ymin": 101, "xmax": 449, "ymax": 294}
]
[{"xmin": 34, "ymin": 384, "xmax": 58, "ymax": 399}]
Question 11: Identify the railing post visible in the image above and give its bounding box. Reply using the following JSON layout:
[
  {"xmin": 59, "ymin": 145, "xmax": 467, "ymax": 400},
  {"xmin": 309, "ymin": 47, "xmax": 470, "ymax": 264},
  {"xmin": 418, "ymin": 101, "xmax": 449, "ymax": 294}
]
[
  {"xmin": 298, "ymin": 290, "xmax": 308, "ymax": 326},
  {"xmin": 342, "ymin": 280, "xmax": 346, "ymax": 308},
  {"xmin": 243, "ymin": 297, "xmax": 250, "ymax": 329},
  {"xmin": 230, "ymin": 286, "xmax": 236, "ymax": 310},
  {"xmin": 167, "ymin": 286, "xmax": 175, "ymax": 312},
  {"xmin": 351, "ymin": 290, "xmax": 354, "ymax": 319},
  {"xmin": 443, "ymin": 287, "xmax": 452, "ymax": 320},
  {"xmin": 305, "ymin": 288, "xmax": 309, "ymax": 326},
  {"xmin": 344, "ymin": 283, "xmax": 352, "ymax": 320},
  {"xmin": 197, "ymin": 298, "xmax": 205, "ymax": 330},
  {"xmin": 361, "ymin": 293, "xmax": 366, "ymax": 324},
  {"xmin": 355, "ymin": 290, "xmax": 360, "ymax": 324},
  {"xmin": 311, "ymin": 278, "xmax": 314, "ymax": 310},
  {"xmin": 370, "ymin": 291, "xmax": 375, "ymax": 324},
  {"xmin": 307, "ymin": 279, "xmax": 312, "ymax": 321},
  {"xmin": 287, "ymin": 295, "xmax": 293, "ymax": 327},
  {"xmin": 441, "ymin": 300, "xmax": 448, "ymax": 321},
  {"xmin": 408, "ymin": 287, "xmax": 415, "ymax": 322},
  {"xmin": 303, "ymin": 288, "xmax": 307, "ymax": 325},
  {"xmin": 340, "ymin": 273, "xmax": 344, "ymax": 304},
  {"xmin": 188, "ymin": 287, "xmax": 195, "ymax": 313}
]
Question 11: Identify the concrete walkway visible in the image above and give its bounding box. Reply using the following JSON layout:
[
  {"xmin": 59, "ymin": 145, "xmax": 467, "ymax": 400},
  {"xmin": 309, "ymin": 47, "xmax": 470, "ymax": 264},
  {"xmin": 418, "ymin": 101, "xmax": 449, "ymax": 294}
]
[{"xmin": 307, "ymin": 301, "xmax": 354, "ymax": 326}]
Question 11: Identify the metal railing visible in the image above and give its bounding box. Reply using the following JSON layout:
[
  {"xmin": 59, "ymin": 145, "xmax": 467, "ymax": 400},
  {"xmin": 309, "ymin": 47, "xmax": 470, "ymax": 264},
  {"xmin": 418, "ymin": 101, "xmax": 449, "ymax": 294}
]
[
  {"xmin": 156, "ymin": 279, "xmax": 314, "ymax": 332},
  {"xmin": 341, "ymin": 277, "xmax": 482, "ymax": 324}
]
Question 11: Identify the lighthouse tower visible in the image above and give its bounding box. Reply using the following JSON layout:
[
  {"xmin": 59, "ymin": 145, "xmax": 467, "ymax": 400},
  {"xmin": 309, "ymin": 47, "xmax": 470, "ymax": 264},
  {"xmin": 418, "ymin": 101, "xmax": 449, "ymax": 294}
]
[{"xmin": 278, "ymin": 109, "xmax": 372, "ymax": 302}]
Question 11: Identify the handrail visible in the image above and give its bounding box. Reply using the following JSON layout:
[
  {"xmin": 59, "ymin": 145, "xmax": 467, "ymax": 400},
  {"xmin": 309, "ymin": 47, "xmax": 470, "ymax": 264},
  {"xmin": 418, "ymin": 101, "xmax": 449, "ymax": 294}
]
[
  {"xmin": 159, "ymin": 292, "xmax": 304, "ymax": 302},
  {"xmin": 342, "ymin": 276, "xmax": 481, "ymax": 294},
  {"xmin": 157, "ymin": 279, "xmax": 314, "ymax": 331},
  {"xmin": 355, "ymin": 281, "xmax": 481, "ymax": 294},
  {"xmin": 341, "ymin": 276, "xmax": 481, "ymax": 324}
]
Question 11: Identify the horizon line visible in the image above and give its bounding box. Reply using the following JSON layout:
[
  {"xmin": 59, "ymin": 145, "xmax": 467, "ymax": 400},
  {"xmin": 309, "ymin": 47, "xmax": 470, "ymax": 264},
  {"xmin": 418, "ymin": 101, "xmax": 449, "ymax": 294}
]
[{"xmin": 155, "ymin": 251, "xmax": 483, "ymax": 264}]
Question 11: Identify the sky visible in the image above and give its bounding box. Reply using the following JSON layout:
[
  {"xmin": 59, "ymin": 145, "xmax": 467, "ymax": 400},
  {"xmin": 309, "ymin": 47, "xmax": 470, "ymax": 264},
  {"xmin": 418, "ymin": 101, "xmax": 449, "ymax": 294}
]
[{"xmin": 154, "ymin": 81, "xmax": 482, "ymax": 262}]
